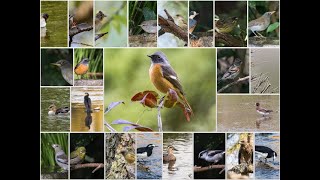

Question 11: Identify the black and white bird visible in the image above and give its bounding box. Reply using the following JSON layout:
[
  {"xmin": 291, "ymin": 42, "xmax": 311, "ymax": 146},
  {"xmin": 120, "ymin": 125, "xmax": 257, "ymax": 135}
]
[
  {"xmin": 198, "ymin": 149, "xmax": 225, "ymax": 164},
  {"xmin": 255, "ymin": 145, "xmax": 277, "ymax": 163},
  {"xmin": 137, "ymin": 144, "xmax": 158, "ymax": 160},
  {"xmin": 84, "ymin": 92, "xmax": 92, "ymax": 113}
]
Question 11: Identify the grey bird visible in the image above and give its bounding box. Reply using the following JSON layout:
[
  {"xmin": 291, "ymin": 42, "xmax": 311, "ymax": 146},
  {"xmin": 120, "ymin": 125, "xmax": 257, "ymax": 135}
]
[
  {"xmin": 139, "ymin": 20, "xmax": 157, "ymax": 34},
  {"xmin": 189, "ymin": 11, "xmax": 199, "ymax": 38},
  {"xmin": 249, "ymin": 11, "xmax": 276, "ymax": 37},
  {"xmin": 52, "ymin": 144, "xmax": 68, "ymax": 171},
  {"xmin": 51, "ymin": 60, "xmax": 73, "ymax": 85},
  {"xmin": 95, "ymin": 11, "xmax": 107, "ymax": 32},
  {"xmin": 198, "ymin": 150, "xmax": 225, "ymax": 164}
]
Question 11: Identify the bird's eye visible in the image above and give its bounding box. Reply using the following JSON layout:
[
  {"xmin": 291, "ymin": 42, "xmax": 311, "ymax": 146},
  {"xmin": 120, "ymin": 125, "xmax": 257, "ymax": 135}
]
[{"xmin": 157, "ymin": 56, "xmax": 160, "ymax": 59}]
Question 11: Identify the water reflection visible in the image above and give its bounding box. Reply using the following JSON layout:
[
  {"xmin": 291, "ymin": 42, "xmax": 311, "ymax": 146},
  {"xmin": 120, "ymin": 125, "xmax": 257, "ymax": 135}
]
[
  {"xmin": 85, "ymin": 112, "xmax": 92, "ymax": 129},
  {"xmin": 256, "ymin": 116, "xmax": 272, "ymax": 129}
]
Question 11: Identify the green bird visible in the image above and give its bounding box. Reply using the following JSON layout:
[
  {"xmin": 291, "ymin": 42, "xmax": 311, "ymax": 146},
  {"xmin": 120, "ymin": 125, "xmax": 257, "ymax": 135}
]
[
  {"xmin": 70, "ymin": 147, "xmax": 86, "ymax": 165},
  {"xmin": 215, "ymin": 17, "xmax": 238, "ymax": 34}
]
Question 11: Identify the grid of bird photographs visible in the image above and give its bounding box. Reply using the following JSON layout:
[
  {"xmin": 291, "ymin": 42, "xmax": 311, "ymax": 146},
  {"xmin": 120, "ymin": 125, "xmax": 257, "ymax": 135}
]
[{"xmin": 40, "ymin": 0, "xmax": 280, "ymax": 179}]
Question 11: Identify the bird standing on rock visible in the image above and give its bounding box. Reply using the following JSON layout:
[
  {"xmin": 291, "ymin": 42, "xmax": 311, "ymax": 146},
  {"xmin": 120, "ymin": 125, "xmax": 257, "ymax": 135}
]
[{"xmin": 249, "ymin": 11, "xmax": 276, "ymax": 37}]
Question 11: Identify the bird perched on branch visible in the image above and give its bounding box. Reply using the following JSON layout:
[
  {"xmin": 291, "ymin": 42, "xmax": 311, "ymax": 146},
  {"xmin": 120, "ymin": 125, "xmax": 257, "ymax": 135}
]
[
  {"xmin": 218, "ymin": 58, "xmax": 242, "ymax": 84},
  {"xmin": 70, "ymin": 146, "xmax": 86, "ymax": 165},
  {"xmin": 238, "ymin": 140, "xmax": 253, "ymax": 165},
  {"xmin": 198, "ymin": 149, "xmax": 225, "ymax": 164},
  {"xmin": 41, "ymin": 13, "xmax": 49, "ymax": 28},
  {"xmin": 95, "ymin": 11, "xmax": 107, "ymax": 32},
  {"xmin": 163, "ymin": 145, "xmax": 178, "ymax": 162},
  {"xmin": 255, "ymin": 145, "xmax": 277, "ymax": 163},
  {"xmin": 215, "ymin": 17, "xmax": 238, "ymax": 34},
  {"xmin": 48, "ymin": 104, "xmax": 70, "ymax": 115},
  {"xmin": 189, "ymin": 11, "xmax": 199, "ymax": 39},
  {"xmin": 51, "ymin": 60, "xmax": 73, "ymax": 85},
  {"xmin": 137, "ymin": 144, "xmax": 158, "ymax": 160},
  {"xmin": 52, "ymin": 144, "xmax": 68, "ymax": 171},
  {"xmin": 256, "ymin": 102, "xmax": 273, "ymax": 116},
  {"xmin": 249, "ymin": 11, "xmax": 276, "ymax": 37},
  {"xmin": 175, "ymin": 14, "xmax": 188, "ymax": 31}
]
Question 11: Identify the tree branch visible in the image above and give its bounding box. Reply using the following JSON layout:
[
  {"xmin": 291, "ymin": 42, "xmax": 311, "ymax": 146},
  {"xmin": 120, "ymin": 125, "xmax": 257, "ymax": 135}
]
[
  {"xmin": 194, "ymin": 165, "xmax": 225, "ymax": 173},
  {"xmin": 218, "ymin": 76, "xmax": 250, "ymax": 93},
  {"xmin": 215, "ymin": 32, "xmax": 244, "ymax": 47},
  {"xmin": 71, "ymin": 163, "xmax": 104, "ymax": 173},
  {"xmin": 157, "ymin": 97, "xmax": 165, "ymax": 132}
]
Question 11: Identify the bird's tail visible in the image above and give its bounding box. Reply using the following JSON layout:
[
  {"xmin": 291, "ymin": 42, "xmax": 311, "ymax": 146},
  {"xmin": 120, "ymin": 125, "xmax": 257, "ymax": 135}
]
[{"xmin": 180, "ymin": 94, "xmax": 194, "ymax": 118}]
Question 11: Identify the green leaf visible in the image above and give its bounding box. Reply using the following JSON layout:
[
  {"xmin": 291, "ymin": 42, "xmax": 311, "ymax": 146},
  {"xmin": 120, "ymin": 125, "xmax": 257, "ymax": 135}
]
[
  {"xmin": 142, "ymin": 7, "xmax": 156, "ymax": 20},
  {"xmin": 267, "ymin": 22, "xmax": 279, "ymax": 33}
]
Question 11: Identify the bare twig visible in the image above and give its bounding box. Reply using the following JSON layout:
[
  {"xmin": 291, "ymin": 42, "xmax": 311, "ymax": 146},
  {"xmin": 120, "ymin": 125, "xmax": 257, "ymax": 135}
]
[
  {"xmin": 104, "ymin": 121, "xmax": 116, "ymax": 132},
  {"xmin": 218, "ymin": 76, "xmax": 250, "ymax": 93},
  {"xmin": 71, "ymin": 163, "xmax": 104, "ymax": 173},
  {"xmin": 157, "ymin": 97, "xmax": 165, "ymax": 132},
  {"xmin": 194, "ymin": 165, "xmax": 225, "ymax": 173},
  {"xmin": 95, "ymin": 32, "xmax": 108, "ymax": 41}
]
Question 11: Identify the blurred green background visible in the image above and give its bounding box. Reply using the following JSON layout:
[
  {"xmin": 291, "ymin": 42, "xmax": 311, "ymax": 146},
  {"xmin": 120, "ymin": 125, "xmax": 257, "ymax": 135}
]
[
  {"xmin": 189, "ymin": 1, "xmax": 213, "ymax": 32},
  {"xmin": 104, "ymin": 48, "xmax": 216, "ymax": 132},
  {"xmin": 129, "ymin": 0, "xmax": 157, "ymax": 35},
  {"xmin": 41, "ymin": 48, "xmax": 73, "ymax": 86},
  {"xmin": 74, "ymin": 48, "xmax": 103, "ymax": 80},
  {"xmin": 95, "ymin": 1, "xmax": 127, "ymax": 47}
]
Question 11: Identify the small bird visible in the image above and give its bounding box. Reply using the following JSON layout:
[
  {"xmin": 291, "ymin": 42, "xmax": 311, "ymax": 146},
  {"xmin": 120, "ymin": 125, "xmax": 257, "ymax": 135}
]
[
  {"xmin": 175, "ymin": 14, "xmax": 188, "ymax": 31},
  {"xmin": 84, "ymin": 92, "xmax": 92, "ymax": 113},
  {"xmin": 74, "ymin": 58, "xmax": 90, "ymax": 77},
  {"xmin": 147, "ymin": 51, "xmax": 193, "ymax": 118},
  {"xmin": 198, "ymin": 149, "xmax": 225, "ymax": 164},
  {"xmin": 256, "ymin": 102, "xmax": 273, "ymax": 116},
  {"xmin": 249, "ymin": 11, "xmax": 276, "ymax": 37},
  {"xmin": 255, "ymin": 145, "xmax": 277, "ymax": 163},
  {"xmin": 120, "ymin": 149, "xmax": 135, "ymax": 164},
  {"xmin": 40, "ymin": 13, "xmax": 49, "ymax": 28},
  {"xmin": 48, "ymin": 104, "xmax": 70, "ymax": 115},
  {"xmin": 218, "ymin": 58, "xmax": 242, "ymax": 84},
  {"xmin": 139, "ymin": 20, "xmax": 157, "ymax": 34},
  {"xmin": 70, "ymin": 146, "xmax": 86, "ymax": 165},
  {"xmin": 137, "ymin": 144, "xmax": 158, "ymax": 159},
  {"xmin": 189, "ymin": 11, "xmax": 199, "ymax": 38},
  {"xmin": 238, "ymin": 140, "xmax": 253, "ymax": 165},
  {"xmin": 51, "ymin": 60, "xmax": 73, "ymax": 85},
  {"xmin": 215, "ymin": 17, "xmax": 238, "ymax": 33},
  {"xmin": 95, "ymin": 11, "xmax": 107, "ymax": 32},
  {"xmin": 163, "ymin": 145, "xmax": 178, "ymax": 162},
  {"xmin": 52, "ymin": 144, "xmax": 68, "ymax": 171}
]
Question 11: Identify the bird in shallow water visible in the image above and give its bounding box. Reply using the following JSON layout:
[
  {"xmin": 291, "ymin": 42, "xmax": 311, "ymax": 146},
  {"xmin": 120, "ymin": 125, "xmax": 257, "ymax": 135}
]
[
  {"xmin": 255, "ymin": 145, "xmax": 277, "ymax": 163},
  {"xmin": 52, "ymin": 144, "xmax": 68, "ymax": 171},
  {"xmin": 248, "ymin": 11, "xmax": 276, "ymax": 37},
  {"xmin": 256, "ymin": 102, "xmax": 273, "ymax": 116},
  {"xmin": 40, "ymin": 13, "xmax": 49, "ymax": 28},
  {"xmin": 51, "ymin": 60, "xmax": 73, "ymax": 85},
  {"xmin": 163, "ymin": 145, "xmax": 178, "ymax": 162},
  {"xmin": 84, "ymin": 92, "xmax": 92, "ymax": 113},
  {"xmin": 120, "ymin": 149, "xmax": 135, "ymax": 164},
  {"xmin": 48, "ymin": 104, "xmax": 70, "ymax": 115},
  {"xmin": 198, "ymin": 149, "xmax": 225, "ymax": 164},
  {"xmin": 137, "ymin": 144, "xmax": 158, "ymax": 160}
]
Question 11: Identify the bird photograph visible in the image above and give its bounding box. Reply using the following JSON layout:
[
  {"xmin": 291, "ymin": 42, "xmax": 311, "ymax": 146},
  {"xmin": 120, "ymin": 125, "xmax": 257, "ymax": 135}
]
[
  {"xmin": 158, "ymin": 1, "xmax": 188, "ymax": 47},
  {"xmin": 41, "ymin": 49, "xmax": 73, "ymax": 86},
  {"xmin": 255, "ymin": 133, "xmax": 280, "ymax": 179},
  {"xmin": 95, "ymin": 1, "xmax": 127, "ymax": 47},
  {"xmin": 137, "ymin": 133, "xmax": 162, "ymax": 179},
  {"xmin": 194, "ymin": 133, "xmax": 225, "ymax": 179},
  {"xmin": 129, "ymin": 1, "xmax": 157, "ymax": 47},
  {"xmin": 189, "ymin": 1, "xmax": 213, "ymax": 47},
  {"xmin": 71, "ymin": 87, "xmax": 103, "ymax": 132},
  {"xmin": 248, "ymin": 1, "xmax": 279, "ymax": 47},
  {"xmin": 41, "ymin": 133, "xmax": 68, "ymax": 179},
  {"xmin": 70, "ymin": 133, "xmax": 104, "ymax": 179},
  {"xmin": 41, "ymin": 1, "xmax": 67, "ymax": 47},
  {"xmin": 105, "ymin": 133, "xmax": 136, "ymax": 179},
  {"xmin": 217, "ymin": 95, "xmax": 279, "ymax": 132},
  {"xmin": 104, "ymin": 48, "xmax": 216, "ymax": 132},
  {"xmin": 217, "ymin": 49, "xmax": 249, "ymax": 93},
  {"xmin": 74, "ymin": 48, "xmax": 103, "ymax": 86},
  {"xmin": 215, "ymin": 1, "xmax": 247, "ymax": 47},
  {"xmin": 41, "ymin": 87, "xmax": 70, "ymax": 132},
  {"xmin": 226, "ymin": 133, "xmax": 254, "ymax": 179}
]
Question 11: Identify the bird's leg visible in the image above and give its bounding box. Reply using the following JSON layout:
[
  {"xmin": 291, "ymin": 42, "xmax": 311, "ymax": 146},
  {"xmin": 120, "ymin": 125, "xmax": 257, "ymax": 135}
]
[
  {"xmin": 252, "ymin": 31, "xmax": 259, "ymax": 37},
  {"xmin": 257, "ymin": 32, "xmax": 265, "ymax": 37}
]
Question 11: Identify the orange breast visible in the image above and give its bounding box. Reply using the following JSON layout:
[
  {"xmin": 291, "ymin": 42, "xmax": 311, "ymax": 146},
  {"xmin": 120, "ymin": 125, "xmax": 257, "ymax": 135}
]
[
  {"xmin": 149, "ymin": 64, "xmax": 175, "ymax": 94},
  {"xmin": 75, "ymin": 64, "xmax": 89, "ymax": 75}
]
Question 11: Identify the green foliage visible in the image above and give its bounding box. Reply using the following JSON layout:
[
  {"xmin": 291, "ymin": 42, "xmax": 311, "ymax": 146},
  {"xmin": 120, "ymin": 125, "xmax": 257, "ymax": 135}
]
[
  {"xmin": 267, "ymin": 22, "xmax": 279, "ymax": 33},
  {"xmin": 74, "ymin": 48, "xmax": 103, "ymax": 79}
]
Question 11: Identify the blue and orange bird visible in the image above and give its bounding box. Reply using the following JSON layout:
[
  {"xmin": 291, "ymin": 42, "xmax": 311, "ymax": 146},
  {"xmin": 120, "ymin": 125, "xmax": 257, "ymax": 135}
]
[{"xmin": 74, "ymin": 58, "xmax": 90, "ymax": 78}]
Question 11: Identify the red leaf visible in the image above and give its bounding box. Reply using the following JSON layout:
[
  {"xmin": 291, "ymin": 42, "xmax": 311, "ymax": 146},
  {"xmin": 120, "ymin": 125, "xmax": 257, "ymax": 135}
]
[
  {"xmin": 164, "ymin": 88, "xmax": 178, "ymax": 108},
  {"xmin": 131, "ymin": 91, "xmax": 158, "ymax": 108}
]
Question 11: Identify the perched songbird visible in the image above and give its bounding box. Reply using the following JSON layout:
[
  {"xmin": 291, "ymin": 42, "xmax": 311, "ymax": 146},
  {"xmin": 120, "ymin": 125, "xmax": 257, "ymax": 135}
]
[
  {"xmin": 189, "ymin": 11, "xmax": 199, "ymax": 38},
  {"xmin": 95, "ymin": 11, "xmax": 107, "ymax": 32},
  {"xmin": 120, "ymin": 149, "xmax": 135, "ymax": 164},
  {"xmin": 40, "ymin": 13, "xmax": 49, "ymax": 28},
  {"xmin": 238, "ymin": 140, "xmax": 253, "ymax": 165},
  {"xmin": 163, "ymin": 145, "xmax": 178, "ymax": 162},
  {"xmin": 48, "ymin": 104, "xmax": 70, "ymax": 115},
  {"xmin": 215, "ymin": 17, "xmax": 238, "ymax": 33},
  {"xmin": 198, "ymin": 149, "xmax": 225, "ymax": 164},
  {"xmin": 175, "ymin": 14, "xmax": 188, "ymax": 31},
  {"xmin": 147, "ymin": 51, "xmax": 193, "ymax": 118},
  {"xmin": 255, "ymin": 145, "xmax": 277, "ymax": 163},
  {"xmin": 249, "ymin": 11, "xmax": 276, "ymax": 37},
  {"xmin": 84, "ymin": 92, "xmax": 92, "ymax": 113},
  {"xmin": 51, "ymin": 60, "xmax": 73, "ymax": 85},
  {"xmin": 52, "ymin": 144, "xmax": 68, "ymax": 171},
  {"xmin": 218, "ymin": 58, "xmax": 242, "ymax": 84},
  {"xmin": 137, "ymin": 144, "xmax": 158, "ymax": 159},
  {"xmin": 74, "ymin": 58, "xmax": 90, "ymax": 77},
  {"xmin": 139, "ymin": 20, "xmax": 157, "ymax": 34},
  {"xmin": 256, "ymin": 102, "xmax": 273, "ymax": 116},
  {"xmin": 70, "ymin": 147, "xmax": 86, "ymax": 165}
]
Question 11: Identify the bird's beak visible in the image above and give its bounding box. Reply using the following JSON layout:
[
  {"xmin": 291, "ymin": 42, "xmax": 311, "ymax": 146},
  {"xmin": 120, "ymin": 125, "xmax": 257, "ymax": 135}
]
[
  {"xmin": 147, "ymin": 55, "xmax": 152, "ymax": 58},
  {"xmin": 51, "ymin": 63, "xmax": 60, "ymax": 67},
  {"xmin": 270, "ymin": 11, "xmax": 276, "ymax": 14}
]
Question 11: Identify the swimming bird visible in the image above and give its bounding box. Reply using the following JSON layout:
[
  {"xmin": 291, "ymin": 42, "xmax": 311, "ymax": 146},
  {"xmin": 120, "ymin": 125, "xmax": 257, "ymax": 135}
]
[
  {"xmin": 48, "ymin": 104, "xmax": 70, "ymax": 115},
  {"xmin": 41, "ymin": 13, "xmax": 49, "ymax": 28},
  {"xmin": 163, "ymin": 145, "xmax": 178, "ymax": 162},
  {"xmin": 256, "ymin": 102, "xmax": 273, "ymax": 116},
  {"xmin": 52, "ymin": 144, "xmax": 68, "ymax": 171},
  {"xmin": 255, "ymin": 145, "xmax": 277, "ymax": 163},
  {"xmin": 95, "ymin": 11, "xmax": 107, "ymax": 32},
  {"xmin": 198, "ymin": 149, "xmax": 225, "ymax": 164},
  {"xmin": 238, "ymin": 140, "xmax": 253, "ymax": 165},
  {"xmin": 137, "ymin": 144, "xmax": 158, "ymax": 160},
  {"xmin": 51, "ymin": 60, "xmax": 73, "ymax": 85},
  {"xmin": 70, "ymin": 147, "xmax": 86, "ymax": 165},
  {"xmin": 84, "ymin": 92, "xmax": 92, "ymax": 113},
  {"xmin": 248, "ymin": 11, "xmax": 276, "ymax": 37}
]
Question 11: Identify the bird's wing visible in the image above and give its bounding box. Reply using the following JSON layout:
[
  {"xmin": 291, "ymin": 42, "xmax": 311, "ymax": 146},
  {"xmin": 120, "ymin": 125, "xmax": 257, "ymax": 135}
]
[
  {"xmin": 222, "ymin": 64, "xmax": 239, "ymax": 79},
  {"xmin": 161, "ymin": 65, "xmax": 184, "ymax": 95},
  {"xmin": 57, "ymin": 153, "xmax": 68, "ymax": 164},
  {"xmin": 207, "ymin": 150, "xmax": 223, "ymax": 156},
  {"xmin": 74, "ymin": 61, "xmax": 81, "ymax": 70},
  {"xmin": 248, "ymin": 17, "xmax": 262, "ymax": 27},
  {"xmin": 137, "ymin": 147, "xmax": 145, "ymax": 153}
]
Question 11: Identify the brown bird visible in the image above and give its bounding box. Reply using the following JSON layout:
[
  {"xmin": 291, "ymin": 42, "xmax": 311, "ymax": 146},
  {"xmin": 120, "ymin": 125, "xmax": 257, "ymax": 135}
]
[
  {"xmin": 120, "ymin": 149, "xmax": 135, "ymax": 164},
  {"xmin": 248, "ymin": 11, "xmax": 276, "ymax": 37},
  {"xmin": 238, "ymin": 140, "xmax": 253, "ymax": 165}
]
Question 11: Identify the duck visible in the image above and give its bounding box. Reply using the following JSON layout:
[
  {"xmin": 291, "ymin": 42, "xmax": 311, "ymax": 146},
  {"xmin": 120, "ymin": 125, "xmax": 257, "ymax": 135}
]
[
  {"xmin": 137, "ymin": 144, "xmax": 158, "ymax": 160},
  {"xmin": 48, "ymin": 104, "xmax": 70, "ymax": 115},
  {"xmin": 256, "ymin": 102, "xmax": 273, "ymax": 116},
  {"xmin": 41, "ymin": 13, "xmax": 49, "ymax": 28},
  {"xmin": 255, "ymin": 145, "xmax": 277, "ymax": 163},
  {"xmin": 198, "ymin": 149, "xmax": 225, "ymax": 164},
  {"xmin": 163, "ymin": 145, "xmax": 178, "ymax": 162}
]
